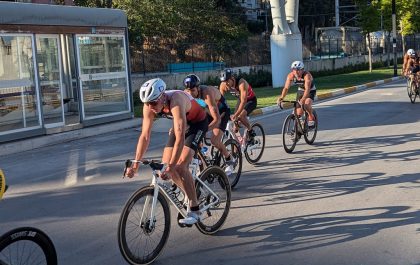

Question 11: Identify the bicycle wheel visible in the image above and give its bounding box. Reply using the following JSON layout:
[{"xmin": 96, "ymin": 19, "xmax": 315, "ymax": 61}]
[
  {"xmin": 407, "ymin": 78, "xmax": 412, "ymax": 97},
  {"xmin": 195, "ymin": 166, "xmax": 231, "ymax": 235},
  {"xmin": 244, "ymin": 123, "xmax": 265, "ymax": 164},
  {"xmin": 409, "ymin": 82, "xmax": 417, "ymax": 103},
  {"xmin": 216, "ymin": 139, "xmax": 243, "ymax": 189},
  {"xmin": 0, "ymin": 169, "xmax": 5, "ymax": 200},
  {"xmin": 0, "ymin": 227, "xmax": 57, "ymax": 265},
  {"xmin": 282, "ymin": 114, "xmax": 298, "ymax": 153},
  {"xmin": 304, "ymin": 110, "xmax": 318, "ymax": 145},
  {"xmin": 118, "ymin": 186, "xmax": 170, "ymax": 265}
]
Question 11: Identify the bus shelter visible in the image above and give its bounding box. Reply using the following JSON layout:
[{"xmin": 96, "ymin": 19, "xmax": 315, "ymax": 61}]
[{"xmin": 0, "ymin": 2, "xmax": 132, "ymax": 143}]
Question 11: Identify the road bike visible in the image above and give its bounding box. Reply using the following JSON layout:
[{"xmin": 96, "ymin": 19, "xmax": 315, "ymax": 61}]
[
  {"xmin": 279, "ymin": 100, "xmax": 318, "ymax": 153},
  {"xmin": 0, "ymin": 170, "xmax": 58, "ymax": 265},
  {"xmin": 407, "ymin": 73, "xmax": 419, "ymax": 103},
  {"xmin": 118, "ymin": 159, "xmax": 231, "ymax": 265},
  {"xmin": 201, "ymin": 135, "xmax": 243, "ymax": 188},
  {"xmin": 221, "ymin": 118, "xmax": 265, "ymax": 165}
]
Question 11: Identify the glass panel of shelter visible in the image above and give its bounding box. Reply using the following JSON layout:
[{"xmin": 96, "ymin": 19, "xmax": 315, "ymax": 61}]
[{"xmin": 0, "ymin": 35, "xmax": 41, "ymax": 134}]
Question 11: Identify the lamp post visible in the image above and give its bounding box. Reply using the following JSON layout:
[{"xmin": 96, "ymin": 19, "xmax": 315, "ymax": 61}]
[{"xmin": 392, "ymin": 0, "xmax": 397, "ymax": 76}]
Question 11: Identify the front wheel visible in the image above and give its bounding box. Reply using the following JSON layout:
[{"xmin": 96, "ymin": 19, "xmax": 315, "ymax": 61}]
[
  {"xmin": 195, "ymin": 166, "xmax": 231, "ymax": 235},
  {"xmin": 282, "ymin": 114, "xmax": 298, "ymax": 153},
  {"xmin": 245, "ymin": 123, "xmax": 265, "ymax": 164},
  {"xmin": 304, "ymin": 110, "xmax": 318, "ymax": 145},
  {"xmin": 118, "ymin": 186, "xmax": 171, "ymax": 265},
  {"xmin": 0, "ymin": 227, "xmax": 58, "ymax": 265},
  {"xmin": 409, "ymin": 82, "xmax": 417, "ymax": 103},
  {"xmin": 214, "ymin": 139, "xmax": 243, "ymax": 189}
]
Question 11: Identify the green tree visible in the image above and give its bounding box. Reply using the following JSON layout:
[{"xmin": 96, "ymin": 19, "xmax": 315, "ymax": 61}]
[
  {"xmin": 355, "ymin": 0, "xmax": 381, "ymax": 72},
  {"xmin": 112, "ymin": 0, "xmax": 248, "ymax": 61},
  {"xmin": 73, "ymin": 0, "xmax": 112, "ymax": 8}
]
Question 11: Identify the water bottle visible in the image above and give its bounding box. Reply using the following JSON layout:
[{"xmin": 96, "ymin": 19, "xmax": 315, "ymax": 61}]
[
  {"xmin": 189, "ymin": 158, "xmax": 199, "ymax": 176},
  {"xmin": 201, "ymin": 146, "xmax": 209, "ymax": 157}
]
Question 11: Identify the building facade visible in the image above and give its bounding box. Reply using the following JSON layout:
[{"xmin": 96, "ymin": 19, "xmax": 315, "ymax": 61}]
[{"xmin": 0, "ymin": 2, "xmax": 132, "ymax": 143}]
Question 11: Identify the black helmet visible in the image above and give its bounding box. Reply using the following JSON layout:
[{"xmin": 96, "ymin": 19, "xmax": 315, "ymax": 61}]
[
  {"xmin": 183, "ymin": 74, "xmax": 200, "ymax": 89},
  {"xmin": 220, "ymin": 68, "xmax": 233, "ymax": 82}
]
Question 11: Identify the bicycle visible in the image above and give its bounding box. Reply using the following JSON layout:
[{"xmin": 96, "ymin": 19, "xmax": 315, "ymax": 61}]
[
  {"xmin": 407, "ymin": 73, "xmax": 419, "ymax": 103},
  {"xmin": 201, "ymin": 135, "xmax": 243, "ymax": 188},
  {"xmin": 0, "ymin": 170, "xmax": 58, "ymax": 265},
  {"xmin": 279, "ymin": 100, "xmax": 318, "ymax": 153},
  {"xmin": 118, "ymin": 159, "xmax": 231, "ymax": 265},
  {"xmin": 222, "ymin": 118, "xmax": 265, "ymax": 165}
]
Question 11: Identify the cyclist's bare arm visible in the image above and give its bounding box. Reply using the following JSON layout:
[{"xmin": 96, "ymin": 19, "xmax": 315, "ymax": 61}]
[
  {"xmin": 278, "ymin": 73, "xmax": 293, "ymax": 102},
  {"xmin": 167, "ymin": 94, "xmax": 188, "ymax": 167},
  {"xmin": 233, "ymin": 80, "xmax": 248, "ymax": 118},
  {"xmin": 129, "ymin": 105, "xmax": 155, "ymax": 175},
  {"xmin": 219, "ymin": 82, "xmax": 228, "ymax": 96},
  {"xmin": 204, "ymin": 90, "xmax": 220, "ymax": 130},
  {"xmin": 301, "ymin": 72, "xmax": 313, "ymax": 102}
]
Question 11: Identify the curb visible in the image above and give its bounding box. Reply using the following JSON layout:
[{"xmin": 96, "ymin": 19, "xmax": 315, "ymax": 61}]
[
  {"xmin": 249, "ymin": 76, "xmax": 403, "ymax": 117},
  {"xmin": 0, "ymin": 118, "xmax": 141, "ymax": 157}
]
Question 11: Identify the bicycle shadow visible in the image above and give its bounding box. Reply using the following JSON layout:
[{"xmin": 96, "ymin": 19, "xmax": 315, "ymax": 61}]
[
  {"xmin": 250, "ymin": 132, "xmax": 420, "ymax": 175},
  {"xmin": 211, "ymin": 206, "xmax": 420, "ymax": 258},
  {"xmin": 231, "ymin": 172, "xmax": 420, "ymax": 210}
]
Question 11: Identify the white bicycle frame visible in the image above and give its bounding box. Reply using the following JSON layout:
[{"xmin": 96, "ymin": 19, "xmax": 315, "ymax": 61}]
[
  {"xmin": 140, "ymin": 163, "xmax": 221, "ymax": 231},
  {"xmin": 223, "ymin": 120, "xmax": 260, "ymax": 153}
]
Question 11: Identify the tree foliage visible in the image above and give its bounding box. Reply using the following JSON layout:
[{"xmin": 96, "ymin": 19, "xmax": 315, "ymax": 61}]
[{"xmin": 111, "ymin": 0, "xmax": 248, "ymax": 57}]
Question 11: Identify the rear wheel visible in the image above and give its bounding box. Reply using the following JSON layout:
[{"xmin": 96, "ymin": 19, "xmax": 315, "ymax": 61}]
[
  {"xmin": 245, "ymin": 123, "xmax": 265, "ymax": 164},
  {"xmin": 195, "ymin": 166, "xmax": 231, "ymax": 235},
  {"xmin": 304, "ymin": 110, "xmax": 318, "ymax": 145},
  {"xmin": 0, "ymin": 227, "xmax": 57, "ymax": 265},
  {"xmin": 118, "ymin": 186, "xmax": 170, "ymax": 265},
  {"xmin": 282, "ymin": 114, "xmax": 298, "ymax": 153}
]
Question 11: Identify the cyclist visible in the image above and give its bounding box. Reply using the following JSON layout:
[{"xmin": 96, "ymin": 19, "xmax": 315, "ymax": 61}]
[
  {"xmin": 219, "ymin": 68, "xmax": 257, "ymax": 141},
  {"xmin": 277, "ymin": 60, "xmax": 316, "ymax": 127},
  {"xmin": 125, "ymin": 78, "xmax": 208, "ymax": 225},
  {"xmin": 183, "ymin": 74, "xmax": 236, "ymax": 172},
  {"xmin": 403, "ymin": 49, "xmax": 420, "ymax": 76}
]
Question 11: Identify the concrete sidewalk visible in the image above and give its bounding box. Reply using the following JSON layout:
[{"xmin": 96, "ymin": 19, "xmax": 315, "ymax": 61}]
[{"xmin": 0, "ymin": 76, "xmax": 404, "ymax": 157}]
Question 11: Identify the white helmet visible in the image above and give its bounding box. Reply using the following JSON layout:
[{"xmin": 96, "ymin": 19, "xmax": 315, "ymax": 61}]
[
  {"xmin": 407, "ymin": 49, "xmax": 416, "ymax": 56},
  {"xmin": 139, "ymin": 78, "xmax": 166, "ymax": 103},
  {"xmin": 291, "ymin": 60, "xmax": 304, "ymax": 70}
]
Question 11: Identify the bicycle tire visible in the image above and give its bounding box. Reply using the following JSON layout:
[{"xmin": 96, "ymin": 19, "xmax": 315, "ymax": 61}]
[
  {"xmin": 220, "ymin": 139, "xmax": 243, "ymax": 188},
  {"xmin": 409, "ymin": 82, "xmax": 417, "ymax": 103},
  {"xmin": 244, "ymin": 123, "xmax": 265, "ymax": 164},
  {"xmin": 195, "ymin": 166, "xmax": 231, "ymax": 235},
  {"xmin": 0, "ymin": 227, "xmax": 57, "ymax": 265},
  {"xmin": 0, "ymin": 169, "xmax": 5, "ymax": 200},
  {"xmin": 282, "ymin": 114, "xmax": 298, "ymax": 153},
  {"xmin": 118, "ymin": 186, "xmax": 170, "ymax": 265},
  {"xmin": 304, "ymin": 110, "xmax": 318, "ymax": 145},
  {"xmin": 407, "ymin": 78, "xmax": 412, "ymax": 97}
]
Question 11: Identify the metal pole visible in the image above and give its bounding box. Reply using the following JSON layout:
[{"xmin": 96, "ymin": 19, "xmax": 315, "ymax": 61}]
[
  {"xmin": 392, "ymin": 0, "xmax": 397, "ymax": 76},
  {"xmin": 335, "ymin": 0, "xmax": 340, "ymax": 27}
]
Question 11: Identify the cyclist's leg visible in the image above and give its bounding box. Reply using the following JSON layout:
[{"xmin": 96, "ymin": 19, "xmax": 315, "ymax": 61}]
[
  {"xmin": 296, "ymin": 90, "xmax": 304, "ymax": 116},
  {"xmin": 237, "ymin": 97, "xmax": 257, "ymax": 131},
  {"xmin": 305, "ymin": 90, "xmax": 316, "ymax": 121},
  {"xmin": 178, "ymin": 119, "xmax": 208, "ymax": 221},
  {"xmin": 163, "ymin": 126, "xmax": 199, "ymax": 209},
  {"xmin": 211, "ymin": 108, "xmax": 231, "ymax": 158}
]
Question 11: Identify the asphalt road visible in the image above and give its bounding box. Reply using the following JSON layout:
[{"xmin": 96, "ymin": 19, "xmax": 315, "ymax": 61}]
[{"xmin": 1, "ymin": 79, "xmax": 419, "ymax": 265}]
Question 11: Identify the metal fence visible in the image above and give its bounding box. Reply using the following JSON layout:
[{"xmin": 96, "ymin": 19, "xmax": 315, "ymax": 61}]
[{"xmin": 130, "ymin": 34, "xmax": 420, "ymax": 73}]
